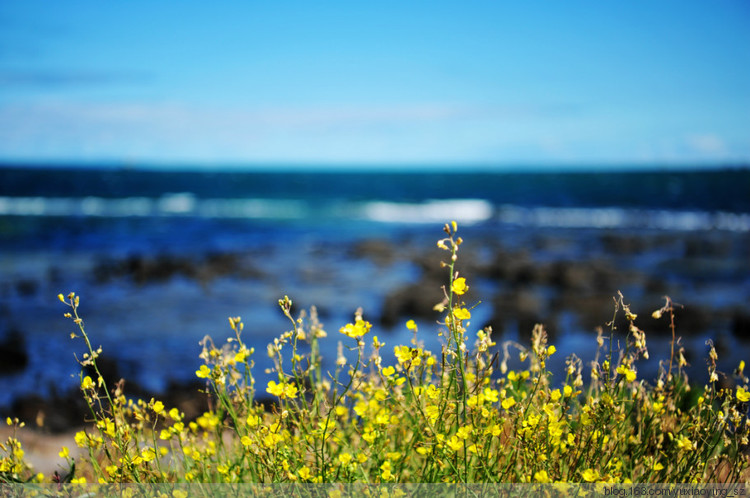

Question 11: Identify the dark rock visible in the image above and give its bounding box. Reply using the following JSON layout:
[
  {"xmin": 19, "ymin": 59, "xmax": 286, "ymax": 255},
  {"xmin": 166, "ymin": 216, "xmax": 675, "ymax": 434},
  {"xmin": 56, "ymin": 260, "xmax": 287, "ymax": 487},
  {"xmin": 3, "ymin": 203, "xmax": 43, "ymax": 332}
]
[
  {"xmin": 47, "ymin": 266, "xmax": 63, "ymax": 284},
  {"xmin": 380, "ymin": 280, "xmax": 444, "ymax": 328},
  {"xmin": 600, "ymin": 234, "xmax": 647, "ymax": 255},
  {"xmin": 683, "ymin": 237, "xmax": 732, "ymax": 259},
  {"xmin": 553, "ymin": 293, "xmax": 617, "ymax": 333},
  {"xmin": 0, "ymin": 328, "xmax": 29, "ymax": 375},
  {"xmin": 657, "ymin": 257, "xmax": 749, "ymax": 283},
  {"xmin": 93, "ymin": 251, "xmax": 260, "ymax": 285},
  {"xmin": 487, "ymin": 288, "xmax": 556, "ymax": 339},
  {"xmin": 93, "ymin": 253, "xmax": 195, "ymax": 284},
  {"xmin": 640, "ymin": 301, "xmax": 714, "ymax": 337},
  {"xmin": 671, "ymin": 304, "xmax": 712, "ymax": 336},
  {"xmin": 493, "ymin": 289, "xmax": 544, "ymax": 318},
  {"xmin": 546, "ymin": 260, "xmax": 621, "ymax": 295},
  {"xmin": 15, "ymin": 279, "xmax": 38, "ymax": 297},
  {"xmin": 731, "ymin": 311, "xmax": 750, "ymax": 340},
  {"xmin": 10, "ymin": 392, "xmax": 88, "ymax": 433},
  {"xmin": 82, "ymin": 354, "xmax": 122, "ymax": 389},
  {"xmin": 484, "ymin": 249, "xmax": 540, "ymax": 286},
  {"xmin": 350, "ymin": 239, "xmax": 399, "ymax": 266},
  {"xmin": 158, "ymin": 381, "xmax": 209, "ymax": 422},
  {"xmin": 644, "ymin": 276, "xmax": 670, "ymax": 295},
  {"xmin": 548, "ymin": 261, "xmax": 593, "ymax": 292},
  {"xmin": 411, "ymin": 250, "xmax": 451, "ymax": 282},
  {"xmin": 195, "ymin": 252, "xmax": 262, "ymax": 285}
]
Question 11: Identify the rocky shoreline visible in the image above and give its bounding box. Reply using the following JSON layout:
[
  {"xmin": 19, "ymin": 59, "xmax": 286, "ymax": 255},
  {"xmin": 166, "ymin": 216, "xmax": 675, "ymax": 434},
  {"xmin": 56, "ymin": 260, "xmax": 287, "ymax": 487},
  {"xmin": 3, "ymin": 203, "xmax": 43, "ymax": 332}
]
[{"xmin": 2, "ymin": 229, "xmax": 749, "ymax": 436}]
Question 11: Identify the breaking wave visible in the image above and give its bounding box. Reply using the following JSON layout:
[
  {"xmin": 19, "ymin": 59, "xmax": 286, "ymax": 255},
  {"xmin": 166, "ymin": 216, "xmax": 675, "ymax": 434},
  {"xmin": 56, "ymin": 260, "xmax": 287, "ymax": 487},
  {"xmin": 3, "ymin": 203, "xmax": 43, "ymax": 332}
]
[{"xmin": 0, "ymin": 194, "xmax": 748, "ymax": 231}]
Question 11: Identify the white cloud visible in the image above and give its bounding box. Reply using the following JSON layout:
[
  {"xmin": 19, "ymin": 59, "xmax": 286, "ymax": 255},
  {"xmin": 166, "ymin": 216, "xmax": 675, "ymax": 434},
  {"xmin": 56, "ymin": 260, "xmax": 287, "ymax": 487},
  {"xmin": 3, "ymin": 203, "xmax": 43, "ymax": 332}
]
[
  {"xmin": 0, "ymin": 100, "xmax": 518, "ymax": 162},
  {"xmin": 686, "ymin": 134, "xmax": 727, "ymax": 155},
  {"xmin": 2, "ymin": 100, "xmax": 745, "ymax": 165}
]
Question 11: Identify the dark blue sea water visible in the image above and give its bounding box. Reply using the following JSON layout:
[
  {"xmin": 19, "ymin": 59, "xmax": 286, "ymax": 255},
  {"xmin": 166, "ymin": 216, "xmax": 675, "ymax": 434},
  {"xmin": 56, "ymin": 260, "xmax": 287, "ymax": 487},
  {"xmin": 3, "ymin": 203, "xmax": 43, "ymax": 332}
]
[{"xmin": 1, "ymin": 165, "xmax": 749, "ymax": 409}]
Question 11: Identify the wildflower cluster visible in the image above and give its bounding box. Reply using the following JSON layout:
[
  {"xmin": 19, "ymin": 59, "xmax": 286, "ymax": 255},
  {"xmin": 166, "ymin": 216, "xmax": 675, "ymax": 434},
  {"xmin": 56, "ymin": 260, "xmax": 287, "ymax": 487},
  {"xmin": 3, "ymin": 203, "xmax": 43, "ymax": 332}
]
[{"xmin": 1, "ymin": 223, "xmax": 748, "ymax": 485}]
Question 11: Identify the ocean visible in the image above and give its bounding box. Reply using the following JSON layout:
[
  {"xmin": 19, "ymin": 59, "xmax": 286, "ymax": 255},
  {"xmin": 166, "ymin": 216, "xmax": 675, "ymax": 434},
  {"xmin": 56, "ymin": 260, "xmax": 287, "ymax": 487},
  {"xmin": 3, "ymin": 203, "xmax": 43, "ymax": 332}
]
[{"xmin": 1, "ymin": 165, "xmax": 749, "ymax": 410}]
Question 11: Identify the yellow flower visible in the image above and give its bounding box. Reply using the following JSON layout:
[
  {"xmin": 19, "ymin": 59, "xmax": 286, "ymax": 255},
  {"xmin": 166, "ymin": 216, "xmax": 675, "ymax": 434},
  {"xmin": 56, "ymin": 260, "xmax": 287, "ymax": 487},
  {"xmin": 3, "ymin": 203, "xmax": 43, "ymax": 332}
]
[
  {"xmin": 550, "ymin": 389, "xmax": 562, "ymax": 402},
  {"xmin": 447, "ymin": 435, "xmax": 463, "ymax": 452},
  {"xmin": 581, "ymin": 468, "xmax": 600, "ymax": 482},
  {"xmin": 546, "ymin": 345, "xmax": 556, "ymax": 356},
  {"xmin": 563, "ymin": 385, "xmax": 573, "ymax": 397},
  {"xmin": 501, "ymin": 397, "xmax": 516, "ymax": 410},
  {"xmin": 266, "ymin": 380, "xmax": 298, "ymax": 399},
  {"xmin": 80, "ymin": 376, "xmax": 95, "ymax": 390},
  {"xmin": 335, "ymin": 405, "xmax": 348, "ymax": 418},
  {"xmin": 524, "ymin": 413, "xmax": 540, "ymax": 428},
  {"xmin": 381, "ymin": 366, "xmax": 396, "ymax": 377},
  {"xmin": 483, "ymin": 388, "xmax": 499, "ymax": 403},
  {"xmin": 74, "ymin": 431, "xmax": 88, "ymax": 448},
  {"xmin": 283, "ymin": 383, "xmax": 298, "ymax": 399},
  {"xmin": 616, "ymin": 364, "xmax": 637, "ymax": 382},
  {"xmin": 58, "ymin": 446, "xmax": 70, "ymax": 459},
  {"xmin": 375, "ymin": 409, "xmax": 390, "ymax": 425},
  {"xmin": 97, "ymin": 418, "xmax": 116, "ymax": 438},
  {"xmin": 394, "ymin": 345, "xmax": 412, "ymax": 364},
  {"xmin": 140, "ymin": 447, "xmax": 156, "ymax": 462},
  {"xmin": 263, "ymin": 433, "xmax": 283, "ymax": 448},
  {"xmin": 406, "ymin": 320, "xmax": 417, "ymax": 331},
  {"xmin": 195, "ymin": 364, "xmax": 211, "ymax": 379},
  {"xmin": 486, "ymin": 424, "xmax": 502, "ymax": 437},
  {"xmin": 534, "ymin": 470, "xmax": 551, "ymax": 483},
  {"xmin": 338, "ymin": 452, "xmax": 353, "ymax": 465},
  {"xmin": 354, "ymin": 401, "xmax": 368, "ymax": 418},
  {"xmin": 234, "ymin": 348, "xmax": 248, "ymax": 363},
  {"xmin": 362, "ymin": 428, "xmax": 377, "ymax": 444},
  {"xmin": 380, "ymin": 460, "xmax": 394, "ymax": 480},
  {"xmin": 651, "ymin": 401, "xmax": 664, "ymax": 414},
  {"xmin": 424, "ymin": 405, "xmax": 440, "ymax": 423},
  {"xmin": 736, "ymin": 387, "xmax": 750, "ymax": 402},
  {"xmin": 456, "ymin": 425, "xmax": 472, "ymax": 440},
  {"xmin": 676, "ymin": 435, "xmax": 694, "ymax": 451},
  {"xmin": 152, "ymin": 400, "xmax": 164, "ymax": 414},
  {"xmin": 452, "ymin": 277, "xmax": 468, "ymax": 296},
  {"xmin": 298, "ymin": 466, "xmax": 312, "ymax": 481},
  {"xmin": 452, "ymin": 307, "xmax": 471, "ymax": 320},
  {"xmin": 266, "ymin": 380, "xmax": 285, "ymax": 397},
  {"xmin": 340, "ymin": 319, "xmax": 372, "ymax": 339}
]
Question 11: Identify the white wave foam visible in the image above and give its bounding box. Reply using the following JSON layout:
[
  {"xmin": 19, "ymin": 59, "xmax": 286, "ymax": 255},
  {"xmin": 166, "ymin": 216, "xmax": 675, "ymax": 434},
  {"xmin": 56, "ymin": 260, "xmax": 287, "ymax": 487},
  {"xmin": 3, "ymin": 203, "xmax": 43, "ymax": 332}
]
[
  {"xmin": 362, "ymin": 199, "xmax": 493, "ymax": 225},
  {"xmin": 0, "ymin": 195, "xmax": 309, "ymax": 220},
  {"xmin": 0, "ymin": 195, "xmax": 748, "ymax": 232},
  {"xmin": 497, "ymin": 205, "xmax": 750, "ymax": 232},
  {"xmin": 199, "ymin": 198, "xmax": 308, "ymax": 219}
]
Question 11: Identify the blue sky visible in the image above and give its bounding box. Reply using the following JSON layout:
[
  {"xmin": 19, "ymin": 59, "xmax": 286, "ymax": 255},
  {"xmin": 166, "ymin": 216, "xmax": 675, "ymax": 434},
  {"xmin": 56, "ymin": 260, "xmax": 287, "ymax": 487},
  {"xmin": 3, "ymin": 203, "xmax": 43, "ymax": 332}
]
[{"xmin": 0, "ymin": 1, "xmax": 748, "ymax": 169}]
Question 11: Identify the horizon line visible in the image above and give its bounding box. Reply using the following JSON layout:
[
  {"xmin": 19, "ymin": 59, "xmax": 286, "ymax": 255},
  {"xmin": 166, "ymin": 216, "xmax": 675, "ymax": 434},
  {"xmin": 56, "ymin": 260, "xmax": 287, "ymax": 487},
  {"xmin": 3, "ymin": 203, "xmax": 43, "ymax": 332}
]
[{"xmin": 1, "ymin": 159, "xmax": 749, "ymax": 174}]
